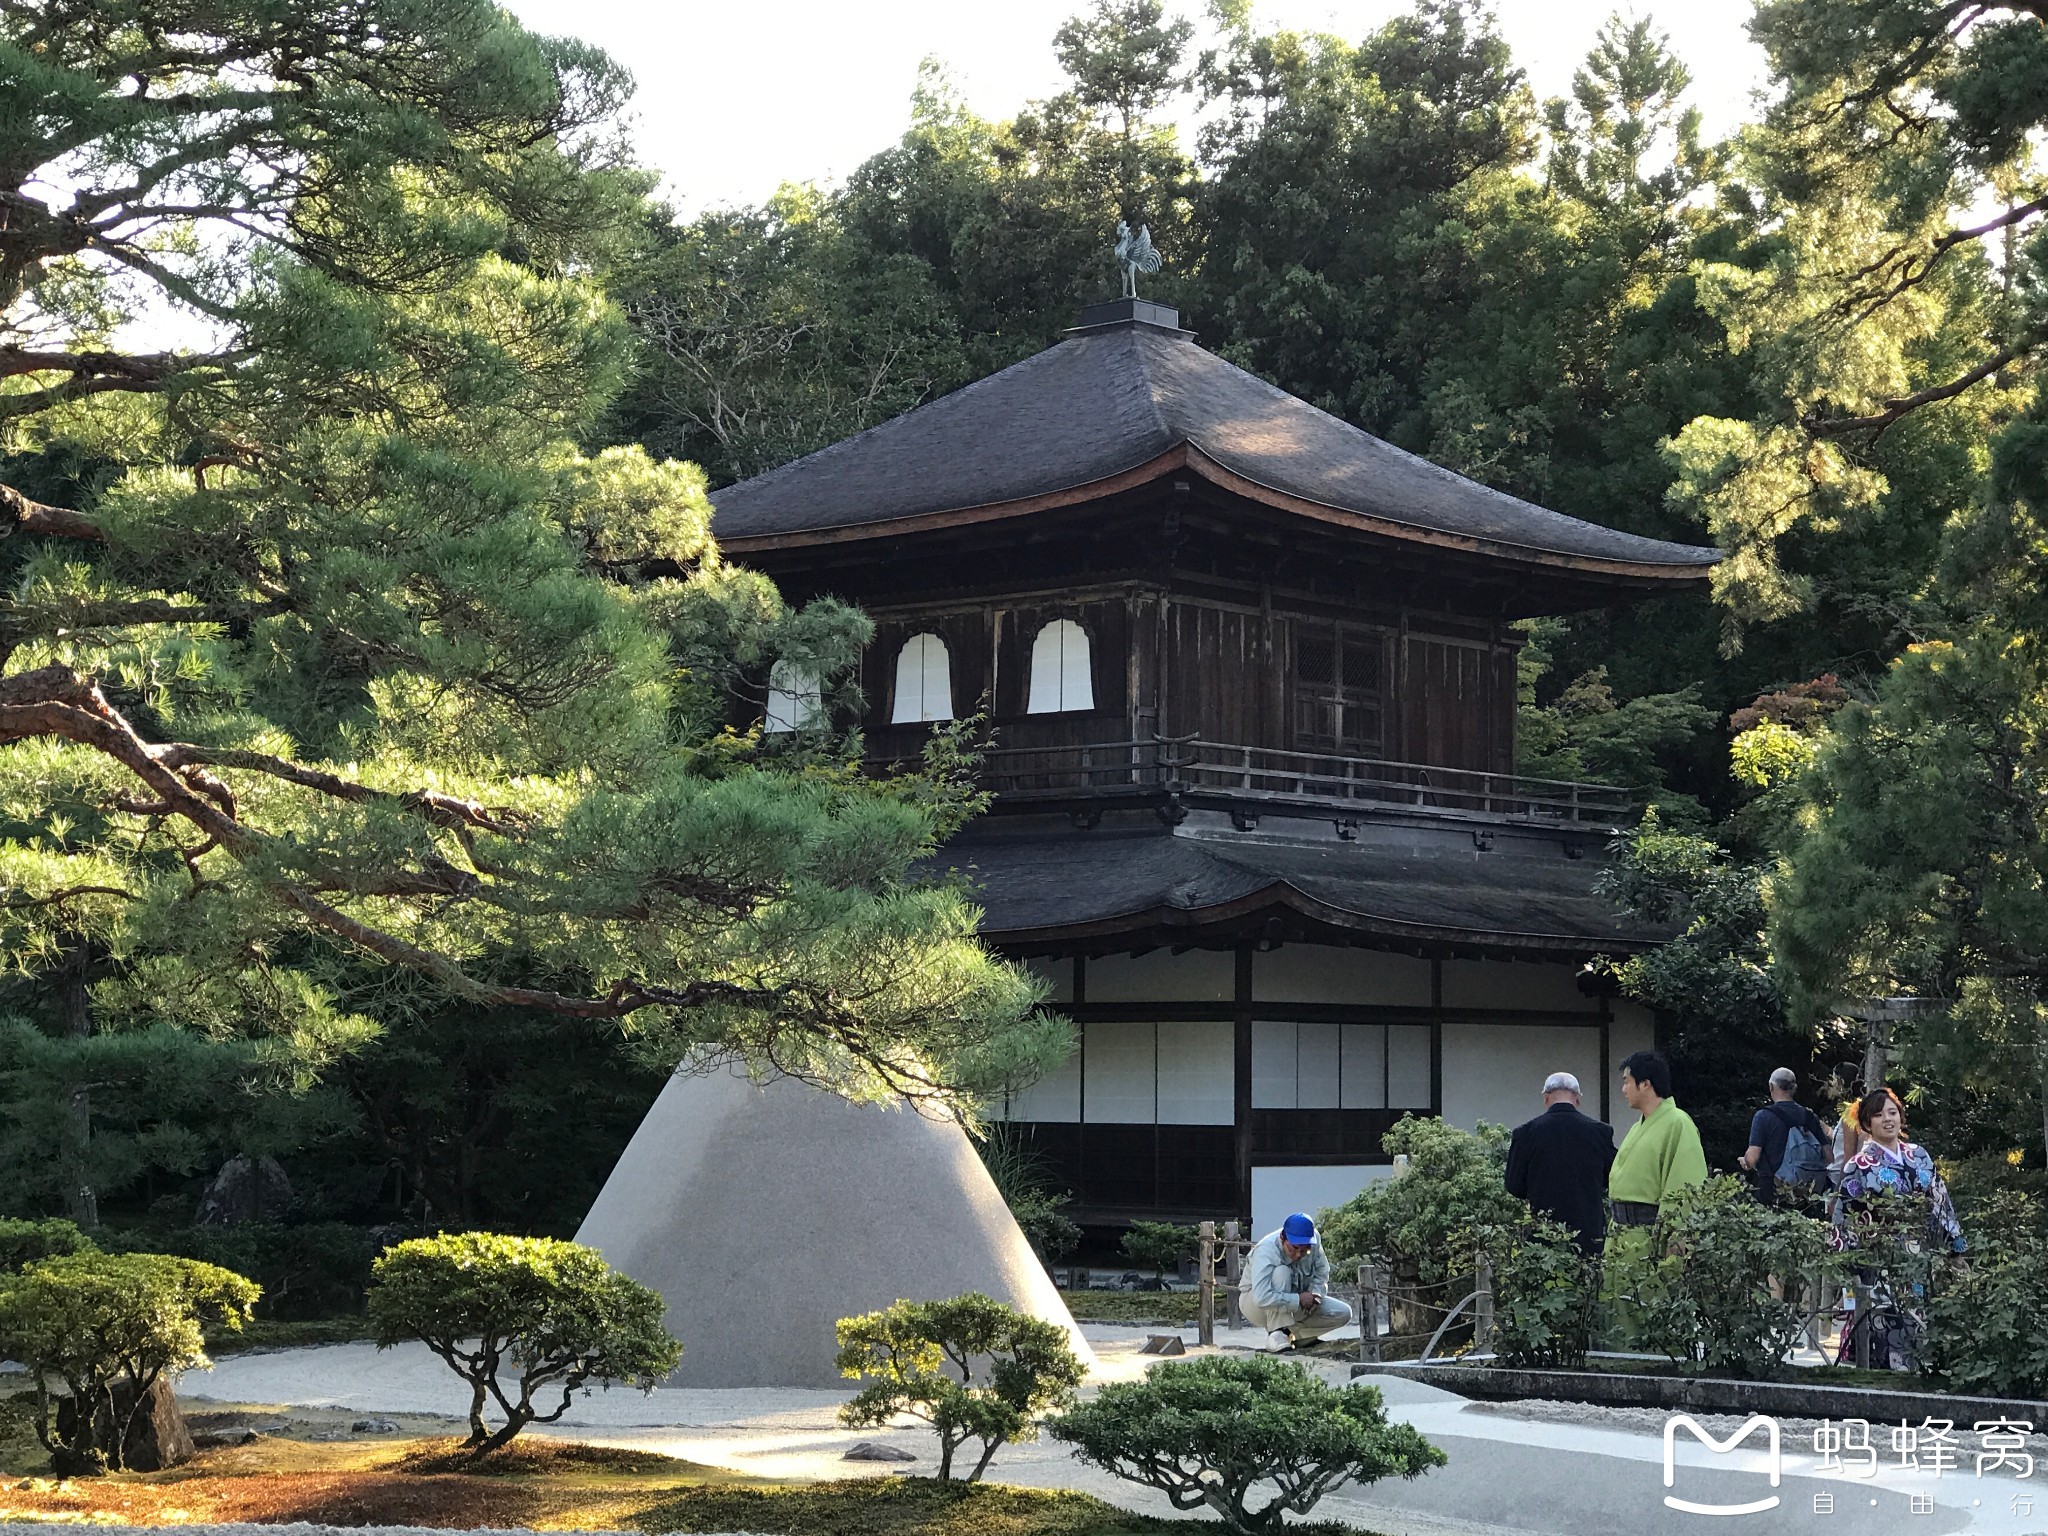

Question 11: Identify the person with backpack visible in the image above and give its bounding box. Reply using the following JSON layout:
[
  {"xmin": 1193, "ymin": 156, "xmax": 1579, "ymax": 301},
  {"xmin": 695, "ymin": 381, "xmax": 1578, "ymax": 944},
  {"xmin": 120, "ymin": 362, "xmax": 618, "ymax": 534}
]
[{"xmin": 1738, "ymin": 1067, "xmax": 1831, "ymax": 1206}]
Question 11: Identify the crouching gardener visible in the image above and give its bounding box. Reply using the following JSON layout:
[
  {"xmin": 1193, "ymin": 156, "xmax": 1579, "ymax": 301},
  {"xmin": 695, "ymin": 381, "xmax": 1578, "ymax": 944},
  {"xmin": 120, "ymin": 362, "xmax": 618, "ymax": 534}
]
[{"xmin": 1240, "ymin": 1212, "xmax": 1353, "ymax": 1352}]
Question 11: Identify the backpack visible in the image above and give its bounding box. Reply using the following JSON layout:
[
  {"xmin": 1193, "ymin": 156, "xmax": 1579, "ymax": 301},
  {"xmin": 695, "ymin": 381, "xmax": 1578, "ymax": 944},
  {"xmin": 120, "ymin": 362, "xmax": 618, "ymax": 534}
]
[{"xmin": 1772, "ymin": 1103, "xmax": 1831, "ymax": 1190}]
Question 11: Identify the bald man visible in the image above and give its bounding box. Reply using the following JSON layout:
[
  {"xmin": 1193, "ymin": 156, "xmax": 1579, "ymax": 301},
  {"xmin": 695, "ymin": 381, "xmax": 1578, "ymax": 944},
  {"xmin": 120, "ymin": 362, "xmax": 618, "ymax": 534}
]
[{"xmin": 1504, "ymin": 1072, "xmax": 1617, "ymax": 1255}]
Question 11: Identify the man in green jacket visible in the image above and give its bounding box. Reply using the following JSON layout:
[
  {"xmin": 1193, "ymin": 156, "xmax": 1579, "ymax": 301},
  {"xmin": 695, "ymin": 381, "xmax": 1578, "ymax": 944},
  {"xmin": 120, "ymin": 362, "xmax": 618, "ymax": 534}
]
[{"xmin": 1603, "ymin": 1049, "xmax": 1708, "ymax": 1342}]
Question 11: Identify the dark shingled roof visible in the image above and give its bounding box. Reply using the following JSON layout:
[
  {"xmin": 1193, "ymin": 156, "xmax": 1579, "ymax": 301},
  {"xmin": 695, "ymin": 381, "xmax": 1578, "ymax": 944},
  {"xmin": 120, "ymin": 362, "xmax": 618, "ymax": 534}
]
[
  {"xmin": 713, "ymin": 316, "xmax": 1721, "ymax": 577},
  {"xmin": 929, "ymin": 823, "xmax": 1671, "ymax": 954}
]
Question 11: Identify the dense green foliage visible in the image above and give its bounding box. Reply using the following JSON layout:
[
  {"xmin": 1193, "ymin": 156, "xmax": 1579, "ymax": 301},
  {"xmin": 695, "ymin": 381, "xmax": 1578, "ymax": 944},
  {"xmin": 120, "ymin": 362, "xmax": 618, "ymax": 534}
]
[
  {"xmin": 101, "ymin": 1220, "xmax": 382, "ymax": 1320},
  {"xmin": 0, "ymin": 0, "xmax": 1060, "ymax": 1228},
  {"xmin": 1049, "ymin": 1356, "xmax": 1444, "ymax": 1534},
  {"xmin": 836, "ymin": 1293, "xmax": 1087, "ymax": 1483},
  {"xmin": 1480, "ymin": 1216, "xmax": 1597, "ymax": 1370},
  {"xmin": 1608, "ymin": 1175, "xmax": 1840, "ymax": 1378},
  {"xmin": 1926, "ymin": 1190, "xmax": 2048, "ymax": 1398},
  {"xmin": 0, "ymin": 1216, "xmax": 94, "ymax": 1273},
  {"xmin": 366, "ymin": 1231, "xmax": 679, "ymax": 1454},
  {"xmin": 7, "ymin": 0, "xmax": 2046, "ymax": 1234},
  {"xmin": 0, "ymin": 1250, "xmax": 257, "ymax": 1472},
  {"xmin": 1318, "ymin": 1118, "xmax": 1521, "ymax": 1285}
]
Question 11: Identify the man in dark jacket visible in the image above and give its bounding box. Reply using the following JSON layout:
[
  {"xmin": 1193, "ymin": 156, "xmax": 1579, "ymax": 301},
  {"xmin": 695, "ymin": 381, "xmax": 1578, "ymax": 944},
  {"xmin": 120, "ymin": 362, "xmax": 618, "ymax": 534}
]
[{"xmin": 1505, "ymin": 1072, "xmax": 1617, "ymax": 1255}]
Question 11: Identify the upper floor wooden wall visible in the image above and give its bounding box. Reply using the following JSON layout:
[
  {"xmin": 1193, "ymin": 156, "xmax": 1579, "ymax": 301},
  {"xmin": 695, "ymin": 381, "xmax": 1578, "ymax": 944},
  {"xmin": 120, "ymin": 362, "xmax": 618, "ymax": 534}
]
[{"xmin": 857, "ymin": 577, "xmax": 1518, "ymax": 778}]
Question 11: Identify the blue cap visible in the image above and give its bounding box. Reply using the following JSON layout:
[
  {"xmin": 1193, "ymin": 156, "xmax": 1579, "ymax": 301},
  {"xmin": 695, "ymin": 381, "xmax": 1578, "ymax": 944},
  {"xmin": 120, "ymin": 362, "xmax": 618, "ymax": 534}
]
[{"xmin": 1282, "ymin": 1212, "xmax": 1316, "ymax": 1245}]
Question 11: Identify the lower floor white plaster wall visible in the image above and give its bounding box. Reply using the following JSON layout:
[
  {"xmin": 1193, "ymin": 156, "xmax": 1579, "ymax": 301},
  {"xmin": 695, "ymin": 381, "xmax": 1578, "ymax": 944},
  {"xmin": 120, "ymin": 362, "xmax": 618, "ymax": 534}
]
[
  {"xmin": 1252, "ymin": 1163, "xmax": 1396, "ymax": 1240},
  {"xmin": 1440, "ymin": 1023, "xmax": 1603, "ymax": 1137}
]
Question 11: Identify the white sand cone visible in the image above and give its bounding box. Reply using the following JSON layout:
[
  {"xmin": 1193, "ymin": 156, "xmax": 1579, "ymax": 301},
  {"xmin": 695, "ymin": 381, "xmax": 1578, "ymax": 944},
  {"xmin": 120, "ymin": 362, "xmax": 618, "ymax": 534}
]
[{"xmin": 575, "ymin": 1066, "xmax": 1092, "ymax": 1387}]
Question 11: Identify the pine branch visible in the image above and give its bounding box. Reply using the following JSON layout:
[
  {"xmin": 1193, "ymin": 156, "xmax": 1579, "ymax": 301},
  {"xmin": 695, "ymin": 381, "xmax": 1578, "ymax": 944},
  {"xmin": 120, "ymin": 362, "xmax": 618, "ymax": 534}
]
[
  {"xmin": 0, "ymin": 483, "xmax": 106, "ymax": 541},
  {"xmin": 159, "ymin": 746, "xmax": 527, "ymax": 835},
  {"xmin": 1804, "ymin": 344, "xmax": 2029, "ymax": 438}
]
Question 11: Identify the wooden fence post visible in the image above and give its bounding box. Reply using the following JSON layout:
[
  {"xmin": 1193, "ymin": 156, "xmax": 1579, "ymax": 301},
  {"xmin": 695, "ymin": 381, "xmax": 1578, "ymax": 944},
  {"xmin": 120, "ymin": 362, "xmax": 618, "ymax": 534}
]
[
  {"xmin": 1197, "ymin": 1220, "xmax": 1217, "ymax": 1347},
  {"xmin": 1473, "ymin": 1254, "xmax": 1495, "ymax": 1354},
  {"xmin": 1223, "ymin": 1220, "xmax": 1244, "ymax": 1329},
  {"xmin": 1357, "ymin": 1263, "xmax": 1381, "ymax": 1365},
  {"xmin": 1851, "ymin": 1280, "xmax": 1872, "ymax": 1369}
]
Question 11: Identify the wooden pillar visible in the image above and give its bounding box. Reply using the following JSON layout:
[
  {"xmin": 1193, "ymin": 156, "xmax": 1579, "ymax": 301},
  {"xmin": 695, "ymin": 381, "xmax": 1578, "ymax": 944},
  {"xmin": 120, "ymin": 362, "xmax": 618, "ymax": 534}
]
[
  {"xmin": 1234, "ymin": 945, "xmax": 1254, "ymax": 1224},
  {"xmin": 1429, "ymin": 958, "xmax": 1445, "ymax": 1115}
]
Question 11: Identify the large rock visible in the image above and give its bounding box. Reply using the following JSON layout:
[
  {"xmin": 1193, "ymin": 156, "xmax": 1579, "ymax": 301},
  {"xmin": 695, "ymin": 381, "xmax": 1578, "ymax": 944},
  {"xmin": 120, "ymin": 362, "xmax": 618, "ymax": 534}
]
[
  {"xmin": 575, "ymin": 1067, "xmax": 1091, "ymax": 1387},
  {"xmin": 194, "ymin": 1153, "xmax": 292, "ymax": 1224},
  {"xmin": 53, "ymin": 1376, "xmax": 195, "ymax": 1472}
]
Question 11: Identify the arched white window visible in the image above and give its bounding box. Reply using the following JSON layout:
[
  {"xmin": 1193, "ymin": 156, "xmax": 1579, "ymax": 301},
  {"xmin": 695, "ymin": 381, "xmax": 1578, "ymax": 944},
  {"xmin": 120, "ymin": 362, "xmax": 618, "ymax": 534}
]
[
  {"xmin": 891, "ymin": 633, "xmax": 954, "ymax": 723},
  {"xmin": 1026, "ymin": 619, "xmax": 1094, "ymax": 714},
  {"xmin": 765, "ymin": 660, "xmax": 822, "ymax": 733}
]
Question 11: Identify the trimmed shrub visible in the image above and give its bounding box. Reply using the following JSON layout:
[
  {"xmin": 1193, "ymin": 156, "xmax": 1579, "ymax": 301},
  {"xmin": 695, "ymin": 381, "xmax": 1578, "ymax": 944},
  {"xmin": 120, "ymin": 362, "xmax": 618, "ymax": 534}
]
[
  {"xmin": 1481, "ymin": 1217, "xmax": 1597, "ymax": 1369},
  {"xmin": 1050, "ymin": 1355, "xmax": 1444, "ymax": 1533},
  {"xmin": 0, "ymin": 1251, "xmax": 258, "ymax": 1474},
  {"xmin": 367, "ymin": 1232, "xmax": 680, "ymax": 1455},
  {"xmin": 836, "ymin": 1292, "xmax": 1086, "ymax": 1481},
  {"xmin": 1120, "ymin": 1220, "xmax": 1198, "ymax": 1283},
  {"xmin": 1318, "ymin": 1117, "xmax": 1522, "ymax": 1285},
  {"xmin": 0, "ymin": 1217, "xmax": 97, "ymax": 1274},
  {"xmin": 1611, "ymin": 1175, "xmax": 1841, "ymax": 1377},
  {"xmin": 1926, "ymin": 1190, "xmax": 2048, "ymax": 1397}
]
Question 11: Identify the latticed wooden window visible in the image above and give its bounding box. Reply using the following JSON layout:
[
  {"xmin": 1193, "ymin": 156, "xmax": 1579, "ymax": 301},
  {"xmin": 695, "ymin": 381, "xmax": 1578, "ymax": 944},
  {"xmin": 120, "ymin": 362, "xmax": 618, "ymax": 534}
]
[{"xmin": 1293, "ymin": 625, "xmax": 1383, "ymax": 754}]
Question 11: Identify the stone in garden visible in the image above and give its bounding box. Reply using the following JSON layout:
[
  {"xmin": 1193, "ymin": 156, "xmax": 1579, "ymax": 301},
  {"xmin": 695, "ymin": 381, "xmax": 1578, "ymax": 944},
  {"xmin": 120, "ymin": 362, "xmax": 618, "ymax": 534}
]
[
  {"xmin": 193, "ymin": 1153, "xmax": 293, "ymax": 1224},
  {"xmin": 576, "ymin": 1065, "xmax": 1091, "ymax": 1387},
  {"xmin": 1139, "ymin": 1333, "xmax": 1187, "ymax": 1355},
  {"xmin": 351, "ymin": 1418, "xmax": 400, "ymax": 1433},
  {"xmin": 55, "ymin": 1377, "xmax": 194, "ymax": 1471},
  {"xmin": 843, "ymin": 1441, "xmax": 919, "ymax": 1462}
]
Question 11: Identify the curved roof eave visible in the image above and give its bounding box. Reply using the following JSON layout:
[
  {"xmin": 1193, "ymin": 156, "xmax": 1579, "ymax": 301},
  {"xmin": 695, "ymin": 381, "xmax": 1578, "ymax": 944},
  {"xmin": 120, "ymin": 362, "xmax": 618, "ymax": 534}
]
[
  {"xmin": 718, "ymin": 440, "xmax": 1723, "ymax": 583},
  {"xmin": 976, "ymin": 877, "xmax": 1664, "ymax": 955}
]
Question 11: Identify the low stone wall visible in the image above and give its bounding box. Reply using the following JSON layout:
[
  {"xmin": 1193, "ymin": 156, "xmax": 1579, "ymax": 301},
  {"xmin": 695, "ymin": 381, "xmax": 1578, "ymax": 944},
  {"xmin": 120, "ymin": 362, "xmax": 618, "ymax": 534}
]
[{"xmin": 1356, "ymin": 1361, "xmax": 2048, "ymax": 1426}]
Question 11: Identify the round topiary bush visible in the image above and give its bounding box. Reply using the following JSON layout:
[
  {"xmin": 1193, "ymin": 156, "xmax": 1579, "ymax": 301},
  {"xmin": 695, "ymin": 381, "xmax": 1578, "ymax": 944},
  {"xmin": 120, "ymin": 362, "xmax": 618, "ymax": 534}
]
[{"xmin": 1049, "ymin": 1354, "xmax": 1445, "ymax": 1533}]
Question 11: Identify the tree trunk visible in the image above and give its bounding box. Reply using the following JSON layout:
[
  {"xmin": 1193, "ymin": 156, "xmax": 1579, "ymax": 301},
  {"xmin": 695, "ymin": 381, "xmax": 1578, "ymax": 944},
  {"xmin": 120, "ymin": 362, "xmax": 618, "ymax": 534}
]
[
  {"xmin": 466, "ymin": 1377, "xmax": 491, "ymax": 1445},
  {"xmin": 1861, "ymin": 1015, "xmax": 1892, "ymax": 1095},
  {"xmin": 60, "ymin": 948, "xmax": 97, "ymax": 1229}
]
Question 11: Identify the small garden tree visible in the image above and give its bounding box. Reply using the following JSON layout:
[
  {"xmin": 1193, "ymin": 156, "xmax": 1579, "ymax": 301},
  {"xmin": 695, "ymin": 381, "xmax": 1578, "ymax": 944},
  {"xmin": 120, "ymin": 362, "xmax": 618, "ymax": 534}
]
[
  {"xmin": 0, "ymin": 1251, "xmax": 258, "ymax": 1474},
  {"xmin": 835, "ymin": 1292, "xmax": 1086, "ymax": 1481},
  {"xmin": 1120, "ymin": 1220, "xmax": 1198, "ymax": 1284},
  {"xmin": 1320, "ymin": 1118, "xmax": 1523, "ymax": 1282},
  {"xmin": 1050, "ymin": 1355, "xmax": 1444, "ymax": 1533},
  {"xmin": 366, "ymin": 1233, "xmax": 680, "ymax": 1455},
  {"xmin": 1320, "ymin": 1116, "xmax": 1522, "ymax": 1338}
]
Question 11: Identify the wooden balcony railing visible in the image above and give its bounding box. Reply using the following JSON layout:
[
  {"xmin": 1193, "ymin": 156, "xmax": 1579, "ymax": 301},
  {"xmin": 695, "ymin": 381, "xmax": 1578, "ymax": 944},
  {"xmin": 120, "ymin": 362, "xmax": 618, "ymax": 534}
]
[{"xmin": 914, "ymin": 735, "xmax": 1638, "ymax": 826}]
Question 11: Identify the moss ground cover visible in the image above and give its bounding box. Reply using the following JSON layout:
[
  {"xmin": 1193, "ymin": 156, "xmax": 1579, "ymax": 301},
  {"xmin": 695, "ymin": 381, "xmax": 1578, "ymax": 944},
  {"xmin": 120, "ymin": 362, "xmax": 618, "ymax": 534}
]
[
  {"xmin": 638, "ymin": 1479, "xmax": 1378, "ymax": 1536},
  {"xmin": 1055, "ymin": 1291, "xmax": 1198, "ymax": 1325}
]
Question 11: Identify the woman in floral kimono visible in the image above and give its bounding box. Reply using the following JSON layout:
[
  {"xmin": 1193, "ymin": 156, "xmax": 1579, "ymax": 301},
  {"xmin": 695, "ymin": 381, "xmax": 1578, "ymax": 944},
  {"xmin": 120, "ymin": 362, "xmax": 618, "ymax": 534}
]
[{"xmin": 1829, "ymin": 1087, "xmax": 1966, "ymax": 1370}]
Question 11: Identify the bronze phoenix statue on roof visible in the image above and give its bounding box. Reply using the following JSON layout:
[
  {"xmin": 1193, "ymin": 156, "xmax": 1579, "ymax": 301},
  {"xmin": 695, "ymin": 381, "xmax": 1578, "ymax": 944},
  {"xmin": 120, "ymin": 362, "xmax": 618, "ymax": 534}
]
[{"xmin": 1115, "ymin": 221, "xmax": 1161, "ymax": 298}]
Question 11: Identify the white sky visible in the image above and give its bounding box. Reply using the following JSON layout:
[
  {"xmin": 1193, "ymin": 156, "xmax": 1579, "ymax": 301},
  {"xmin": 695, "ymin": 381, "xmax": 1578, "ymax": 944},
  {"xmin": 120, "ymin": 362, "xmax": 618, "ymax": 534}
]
[{"xmin": 502, "ymin": 0, "xmax": 1773, "ymax": 215}]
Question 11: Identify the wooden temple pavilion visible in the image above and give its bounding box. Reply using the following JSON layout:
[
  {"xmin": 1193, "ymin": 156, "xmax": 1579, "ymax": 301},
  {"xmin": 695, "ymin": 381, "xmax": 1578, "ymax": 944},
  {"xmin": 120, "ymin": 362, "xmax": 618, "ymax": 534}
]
[{"xmin": 712, "ymin": 296, "xmax": 1721, "ymax": 1233}]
